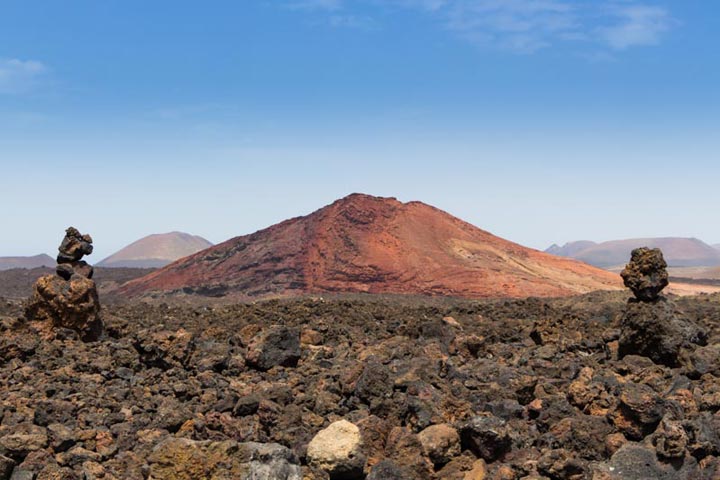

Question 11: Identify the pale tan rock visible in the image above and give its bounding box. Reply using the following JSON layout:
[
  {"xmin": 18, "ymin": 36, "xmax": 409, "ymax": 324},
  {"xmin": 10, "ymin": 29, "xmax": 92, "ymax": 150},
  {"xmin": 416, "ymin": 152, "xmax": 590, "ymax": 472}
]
[
  {"xmin": 443, "ymin": 316, "xmax": 463, "ymax": 329},
  {"xmin": 307, "ymin": 420, "xmax": 365, "ymax": 478},
  {"xmin": 301, "ymin": 329, "xmax": 323, "ymax": 345}
]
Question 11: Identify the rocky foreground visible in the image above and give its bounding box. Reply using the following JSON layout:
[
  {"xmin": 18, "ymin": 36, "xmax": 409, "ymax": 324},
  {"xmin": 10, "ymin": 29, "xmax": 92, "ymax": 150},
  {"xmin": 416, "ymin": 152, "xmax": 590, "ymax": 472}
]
[{"xmin": 0, "ymin": 291, "xmax": 719, "ymax": 479}]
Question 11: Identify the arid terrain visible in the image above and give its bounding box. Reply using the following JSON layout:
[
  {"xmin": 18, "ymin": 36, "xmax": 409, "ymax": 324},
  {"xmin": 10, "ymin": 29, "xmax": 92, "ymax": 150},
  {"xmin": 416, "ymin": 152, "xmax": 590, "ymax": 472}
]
[
  {"xmin": 0, "ymin": 200, "xmax": 718, "ymax": 479},
  {"xmin": 3, "ymin": 0, "xmax": 718, "ymax": 477},
  {"xmin": 1, "ymin": 285, "xmax": 719, "ymax": 478}
]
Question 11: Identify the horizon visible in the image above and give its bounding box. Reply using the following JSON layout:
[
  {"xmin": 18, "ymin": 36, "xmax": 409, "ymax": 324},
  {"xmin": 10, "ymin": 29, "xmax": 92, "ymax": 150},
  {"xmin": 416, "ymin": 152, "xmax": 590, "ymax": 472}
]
[
  {"xmin": 4, "ymin": 192, "xmax": 720, "ymax": 260},
  {"xmin": 2, "ymin": 1, "xmax": 719, "ymax": 258}
]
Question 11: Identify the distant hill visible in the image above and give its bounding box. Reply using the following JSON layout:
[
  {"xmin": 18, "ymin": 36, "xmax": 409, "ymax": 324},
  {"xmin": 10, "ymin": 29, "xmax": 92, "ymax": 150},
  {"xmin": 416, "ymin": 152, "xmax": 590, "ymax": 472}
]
[
  {"xmin": 118, "ymin": 194, "xmax": 621, "ymax": 300},
  {"xmin": 546, "ymin": 241, "xmax": 597, "ymax": 257},
  {"xmin": 98, "ymin": 232, "xmax": 213, "ymax": 268},
  {"xmin": 546, "ymin": 238, "xmax": 720, "ymax": 268},
  {"xmin": 714, "ymin": 244, "xmax": 720, "ymax": 250},
  {"xmin": 0, "ymin": 254, "xmax": 56, "ymax": 271}
]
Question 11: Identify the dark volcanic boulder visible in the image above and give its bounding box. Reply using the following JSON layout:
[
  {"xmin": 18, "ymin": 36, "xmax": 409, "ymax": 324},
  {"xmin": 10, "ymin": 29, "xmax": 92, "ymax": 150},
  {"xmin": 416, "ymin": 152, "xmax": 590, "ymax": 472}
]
[
  {"xmin": 354, "ymin": 359, "xmax": 392, "ymax": 405},
  {"xmin": 366, "ymin": 459, "xmax": 409, "ymax": 480},
  {"xmin": 133, "ymin": 328, "xmax": 195, "ymax": 370},
  {"xmin": 621, "ymin": 247, "xmax": 669, "ymax": 302},
  {"xmin": 459, "ymin": 415, "xmax": 512, "ymax": 462},
  {"xmin": 609, "ymin": 382, "xmax": 665, "ymax": 440},
  {"xmin": 56, "ymin": 261, "xmax": 93, "ymax": 281},
  {"xmin": 537, "ymin": 449, "xmax": 587, "ymax": 479},
  {"xmin": 0, "ymin": 455, "xmax": 14, "ymax": 479},
  {"xmin": 685, "ymin": 345, "xmax": 720, "ymax": 378},
  {"xmin": 245, "ymin": 325, "xmax": 301, "ymax": 371},
  {"xmin": 653, "ymin": 416, "xmax": 689, "ymax": 459},
  {"xmin": 619, "ymin": 298, "xmax": 706, "ymax": 367},
  {"xmin": 56, "ymin": 227, "xmax": 93, "ymax": 265},
  {"xmin": 593, "ymin": 443, "xmax": 698, "ymax": 479},
  {"xmin": 24, "ymin": 274, "xmax": 102, "ymax": 341}
]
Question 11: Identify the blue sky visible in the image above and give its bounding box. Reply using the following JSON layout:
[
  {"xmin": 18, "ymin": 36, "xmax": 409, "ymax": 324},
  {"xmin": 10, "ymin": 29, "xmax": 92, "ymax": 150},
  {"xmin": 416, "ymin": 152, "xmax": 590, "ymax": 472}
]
[{"xmin": 1, "ymin": 0, "xmax": 719, "ymax": 259}]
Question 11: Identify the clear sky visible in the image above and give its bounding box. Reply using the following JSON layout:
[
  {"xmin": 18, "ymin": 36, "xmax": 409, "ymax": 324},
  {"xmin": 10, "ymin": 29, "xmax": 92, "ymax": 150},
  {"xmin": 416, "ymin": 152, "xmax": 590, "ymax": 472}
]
[{"xmin": 2, "ymin": 0, "xmax": 719, "ymax": 259}]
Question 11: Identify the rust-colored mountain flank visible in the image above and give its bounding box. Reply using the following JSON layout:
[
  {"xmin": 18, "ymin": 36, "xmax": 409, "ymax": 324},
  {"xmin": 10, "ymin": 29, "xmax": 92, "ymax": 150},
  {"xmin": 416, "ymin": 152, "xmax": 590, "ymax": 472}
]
[{"xmin": 118, "ymin": 194, "xmax": 621, "ymax": 299}]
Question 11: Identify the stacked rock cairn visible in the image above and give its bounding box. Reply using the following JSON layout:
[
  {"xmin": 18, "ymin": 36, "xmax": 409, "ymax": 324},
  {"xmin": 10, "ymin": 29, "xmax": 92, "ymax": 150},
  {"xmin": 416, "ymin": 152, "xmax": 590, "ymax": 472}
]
[
  {"xmin": 618, "ymin": 247, "xmax": 706, "ymax": 367},
  {"xmin": 24, "ymin": 227, "xmax": 103, "ymax": 341}
]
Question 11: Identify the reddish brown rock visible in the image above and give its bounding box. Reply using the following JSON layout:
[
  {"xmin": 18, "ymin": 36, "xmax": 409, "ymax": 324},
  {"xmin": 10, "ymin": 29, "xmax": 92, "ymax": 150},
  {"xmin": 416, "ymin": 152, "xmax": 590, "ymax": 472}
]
[
  {"xmin": 417, "ymin": 424, "xmax": 461, "ymax": 467},
  {"xmin": 25, "ymin": 274, "xmax": 102, "ymax": 341},
  {"xmin": 653, "ymin": 416, "xmax": 688, "ymax": 459},
  {"xmin": 608, "ymin": 383, "xmax": 665, "ymax": 441},
  {"xmin": 464, "ymin": 459, "xmax": 488, "ymax": 480},
  {"xmin": 384, "ymin": 427, "xmax": 434, "ymax": 479},
  {"xmin": 24, "ymin": 227, "xmax": 103, "ymax": 341}
]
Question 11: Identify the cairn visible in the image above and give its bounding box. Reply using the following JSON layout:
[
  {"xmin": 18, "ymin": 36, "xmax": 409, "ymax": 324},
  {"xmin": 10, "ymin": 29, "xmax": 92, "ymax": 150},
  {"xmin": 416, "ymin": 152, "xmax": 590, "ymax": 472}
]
[
  {"xmin": 25, "ymin": 227, "xmax": 103, "ymax": 341},
  {"xmin": 618, "ymin": 248, "xmax": 705, "ymax": 366}
]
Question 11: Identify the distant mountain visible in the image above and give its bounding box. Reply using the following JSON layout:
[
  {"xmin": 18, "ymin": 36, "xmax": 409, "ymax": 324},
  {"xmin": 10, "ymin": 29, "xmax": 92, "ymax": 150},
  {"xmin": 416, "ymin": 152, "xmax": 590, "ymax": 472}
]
[
  {"xmin": 546, "ymin": 241, "xmax": 597, "ymax": 257},
  {"xmin": 714, "ymin": 244, "xmax": 720, "ymax": 251},
  {"xmin": 546, "ymin": 238, "xmax": 720, "ymax": 268},
  {"xmin": 118, "ymin": 194, "xmax": 621, "ymax": 300},
  {"xmin": 98, "ymin": 232, "xmax": 213, "ymax": 268},
  {"xmin": 0, "ymin": 254, "xmax": 56, "ymax": 271}
]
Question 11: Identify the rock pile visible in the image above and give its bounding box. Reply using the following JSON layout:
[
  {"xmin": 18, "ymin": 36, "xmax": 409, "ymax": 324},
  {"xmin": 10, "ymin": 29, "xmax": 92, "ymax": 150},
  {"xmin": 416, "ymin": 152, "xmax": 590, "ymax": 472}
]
[
  {"xmin": 24, "ymin": 227, "xmax": 103, "ymax": 341},
  {"xmin": 620, "ymin": 247, "xmax": 669, "ymax": 302},
  {"xmin": 619, "ymin": 247, "xmax": 706, "ymax": 366}
]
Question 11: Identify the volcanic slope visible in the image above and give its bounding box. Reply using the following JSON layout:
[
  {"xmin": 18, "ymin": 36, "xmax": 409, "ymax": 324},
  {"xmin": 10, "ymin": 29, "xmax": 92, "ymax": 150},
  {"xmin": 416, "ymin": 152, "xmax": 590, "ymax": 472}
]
[
  {"xmin": 98, "ymin": 232, "xmax": 212, "ymax": 268},
  {"xmin": 118, "ymin": 194, "xmax": 621, "ymax": 299}
]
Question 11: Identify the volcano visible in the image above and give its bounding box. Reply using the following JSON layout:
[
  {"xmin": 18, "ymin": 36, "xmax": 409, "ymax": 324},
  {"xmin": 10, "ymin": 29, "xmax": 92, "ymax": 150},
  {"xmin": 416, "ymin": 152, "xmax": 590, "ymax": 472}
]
[
  {"xmin": 118, "ymin": 194, "xmax": 621, "ymax": 299},
  {"xmin": 98, "ymin": 232, "xmax": 213, "ymax": 268}
]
